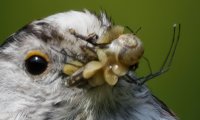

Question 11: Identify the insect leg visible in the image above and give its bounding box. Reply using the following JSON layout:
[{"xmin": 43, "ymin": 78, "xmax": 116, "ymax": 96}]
[
  {"xmin": 69, "ymin": 28, "xmax": 99, "ymax": 45},
  {"xmin": 143, "ymin": 56, "xmax": 153, "ymax": 74},
  {"xmin": 125, "ymin": 26, "xmax": 142, "ymax": 35},
  {"xmin": 125, "ymin": 24, "xmax": 181, "ymax": 85}
]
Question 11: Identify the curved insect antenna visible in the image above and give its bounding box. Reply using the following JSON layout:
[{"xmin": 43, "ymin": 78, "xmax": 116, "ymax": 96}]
[
  {"xmin": 126, "ymin": 24, "xmax": 181, "ymax": 86},
  {"xmin": 125, "ymin": 26, "xmax": 142, "ymax": 35}
]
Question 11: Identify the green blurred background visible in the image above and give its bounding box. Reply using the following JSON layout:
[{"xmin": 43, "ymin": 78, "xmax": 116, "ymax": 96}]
[{"xmin": 0, "ymin": 0, "xmax": 199, "ymax": 119}]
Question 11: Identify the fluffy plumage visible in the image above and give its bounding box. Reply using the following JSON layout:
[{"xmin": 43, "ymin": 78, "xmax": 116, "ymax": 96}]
[{"xmin": 0, "ymin": 10, "xmax": 177, "ymax": 120}]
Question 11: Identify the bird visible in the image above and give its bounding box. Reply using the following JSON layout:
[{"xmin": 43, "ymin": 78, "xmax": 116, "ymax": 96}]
[{"xmin": 0, "ymin": 10, "xmax": 178, "ymax": 120}]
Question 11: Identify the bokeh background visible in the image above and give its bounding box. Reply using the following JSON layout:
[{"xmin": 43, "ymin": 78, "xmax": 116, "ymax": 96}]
[{"xmin": 0, "ymin": 0, "xmax": 199, "ymax": 119}]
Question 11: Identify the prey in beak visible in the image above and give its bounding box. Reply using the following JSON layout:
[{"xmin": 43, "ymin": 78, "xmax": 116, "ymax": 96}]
[{"xmin": 62, "ymin": 25, "xmax": 144, "ymax": 87}]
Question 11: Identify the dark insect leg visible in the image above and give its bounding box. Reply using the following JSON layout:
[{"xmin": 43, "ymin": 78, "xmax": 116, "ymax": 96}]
[
  {"xmin": 125, "ymin": 26, "xmax": 142, "ymax": 35},
  {"xmin": 60, "ymin": 48, "xmax": 86, "ymax": 64},
  {"xmin": 134, "ymin": 27, "xmax": 142, "ymax": 35},
  {"xmin": 69, "ymin": 28, "xmax": 99, "ymax": 45},
  {"xmin": 143, "ymin": 56, "xmax": 153, "ymax": 74},
  {"xmin": 125, "ymin": 24, "xmax": 181, "ymax": 86}
]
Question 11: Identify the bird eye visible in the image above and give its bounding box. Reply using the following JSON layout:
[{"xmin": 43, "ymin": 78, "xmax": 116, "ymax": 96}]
[{"xmin": 25, "ymin": 50, "xmax": 49, "ymax": 75}]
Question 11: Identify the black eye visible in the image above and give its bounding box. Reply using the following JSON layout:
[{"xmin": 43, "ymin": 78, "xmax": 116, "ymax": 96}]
[{"xmin": 25, "ymin": 55, "xmax": 48, "ymax": 75}]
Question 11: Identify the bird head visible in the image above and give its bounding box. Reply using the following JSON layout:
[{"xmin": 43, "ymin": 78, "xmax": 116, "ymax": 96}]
[{"xmin": 0, "ymin": 10, "xmax": 146, "ymax": 119}]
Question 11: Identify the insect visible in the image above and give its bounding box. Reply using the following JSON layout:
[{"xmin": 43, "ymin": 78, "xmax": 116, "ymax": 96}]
[{"xmin": 63, "ymin": 23, "xmax": 180, "ymax": 87}]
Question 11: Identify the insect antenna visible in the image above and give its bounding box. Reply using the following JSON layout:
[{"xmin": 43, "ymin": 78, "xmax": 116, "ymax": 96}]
[{"xmin": 126, "ymin": 24, "xmax": 181, "ymax": 86}]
